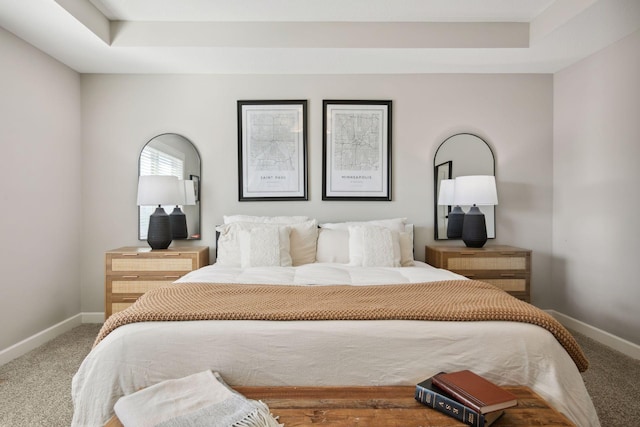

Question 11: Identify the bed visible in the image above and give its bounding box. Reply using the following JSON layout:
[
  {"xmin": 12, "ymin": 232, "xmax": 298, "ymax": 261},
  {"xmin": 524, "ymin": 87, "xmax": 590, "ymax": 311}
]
[{"xmin": 72, "ymin": 217, "xmax": 600, "ymax": 427}]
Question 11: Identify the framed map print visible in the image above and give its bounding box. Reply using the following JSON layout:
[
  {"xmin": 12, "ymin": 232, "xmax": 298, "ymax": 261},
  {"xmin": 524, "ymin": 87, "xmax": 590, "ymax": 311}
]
[
  {"xmin": 238, "ymin": 100, "xmax": 308, "ymax": 201},
  {"xmin": 322, "ymin": 100, "xmax": 392, "ymax": 200}
]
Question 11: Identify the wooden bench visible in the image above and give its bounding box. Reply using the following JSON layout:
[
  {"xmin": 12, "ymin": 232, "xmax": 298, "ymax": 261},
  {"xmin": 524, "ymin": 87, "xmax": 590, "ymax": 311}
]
[{"xmin": 105, "ymin": 385, "xmax": 575, "ymax": 426}]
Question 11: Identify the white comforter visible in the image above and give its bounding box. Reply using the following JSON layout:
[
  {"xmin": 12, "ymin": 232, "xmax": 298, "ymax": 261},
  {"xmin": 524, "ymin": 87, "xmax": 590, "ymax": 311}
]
[{"xmin": 72, "ymin": 262, "xmax": 599, "ymax": 427}]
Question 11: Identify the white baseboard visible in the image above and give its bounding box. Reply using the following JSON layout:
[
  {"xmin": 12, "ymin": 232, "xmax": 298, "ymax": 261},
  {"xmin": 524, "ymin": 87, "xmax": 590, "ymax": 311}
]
[
  {"xmin": 81, "ymin": 312, "xmax": 105, "ymax": 324},
  {"xmin": 0, "ymin": 312, "xmax": 105, "ymax": 366},
  {"xmin": 547, "ymin": 309, "xmax": 640, "ymax": 360},
  {"xmin": 0, "ymin": 314, "xmax": 82, "ymax": 366}
]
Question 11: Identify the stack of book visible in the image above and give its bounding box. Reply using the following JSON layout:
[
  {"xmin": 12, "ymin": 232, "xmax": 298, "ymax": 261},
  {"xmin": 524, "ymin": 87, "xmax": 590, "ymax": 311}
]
[{"xmin": 415, "ymin": 370, "xmax": 518, "ymax": 427}]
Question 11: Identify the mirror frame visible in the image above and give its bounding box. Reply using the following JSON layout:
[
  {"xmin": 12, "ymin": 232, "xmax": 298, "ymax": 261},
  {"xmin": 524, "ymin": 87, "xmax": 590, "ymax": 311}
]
[
  {"xmin": 138, "ymin": 133, "xmax": 202, "ymax": 241},
  {"xmin": 433, "ymin": 133, "xmax": 496, "ymax": 240}
]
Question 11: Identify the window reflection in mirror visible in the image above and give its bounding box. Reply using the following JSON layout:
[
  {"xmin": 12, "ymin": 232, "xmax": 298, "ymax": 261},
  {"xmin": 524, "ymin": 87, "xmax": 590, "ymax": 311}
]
[
  {"xmin": 434, "ymin": 133, "xmax": 495, "ymax": 240},
  {"xmin": 138, "ymin": 133, "xmax": 201, "ymax": 240}
]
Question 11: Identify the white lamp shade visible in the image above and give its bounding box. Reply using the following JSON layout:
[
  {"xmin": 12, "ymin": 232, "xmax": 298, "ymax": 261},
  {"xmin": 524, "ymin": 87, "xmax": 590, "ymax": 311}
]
[
  {"xmin": 453, "ymin": 175, "xmax": 498, "ymax": 206},
  {"xmin": 437, "ymin": 179, "xmax": 456, "ymax": 205},
  {"xmin": 182, "ymin": 180, "xmax": 197, "ymax": 205},
  {"xmin": 137, "ymin": 175, "xmax": 182, "ymax": 206}
]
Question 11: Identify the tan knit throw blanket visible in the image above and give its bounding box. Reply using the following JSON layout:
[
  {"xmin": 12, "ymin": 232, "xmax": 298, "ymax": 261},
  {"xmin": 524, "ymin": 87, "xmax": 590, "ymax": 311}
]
[{"xmin": 96, "ymin": 280, "xmax": 588, "ymax": 372}]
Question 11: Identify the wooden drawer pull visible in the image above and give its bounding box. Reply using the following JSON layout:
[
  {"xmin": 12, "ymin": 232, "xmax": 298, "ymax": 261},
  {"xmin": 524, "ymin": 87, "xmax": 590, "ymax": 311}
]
[
  {"xmin": 122, "ymin": 297, "xmax": 139, "ymax": 302},
  {"xmin": 500, "ymin": 252, "xmax": 517, "ymax": 255},
  {"xmin": 163, "ymin": 253, "xmax": 181, "ymax": 257},
  {"xmin": 164, "ymin": 275, "xmax": 180, "ymax": 279},
  {"xmin": 500, "ymin": 273, "xmax": 516, "ymax": 277},
  {"xmin": 122, "ymin": 275, "xmax": 139, "ymax": 279},
  {"xmin": 122, "ymin": 253, "xmax": 139, "ymax": 256},
  {"xmin": 459, "ymin": 252, "xmax": 477, "ymax": 256}
]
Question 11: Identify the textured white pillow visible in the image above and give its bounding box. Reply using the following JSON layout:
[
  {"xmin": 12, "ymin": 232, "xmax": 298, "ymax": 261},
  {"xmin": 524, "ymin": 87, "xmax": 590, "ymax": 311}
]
[
  {"xmin": 222, "ymin": 216, "xmax": 317, "ymax": 266},
  {"xmin": 348, "ymin": 225, "xmax": 401, "ymax": 267},
  {"xmin": 315, "ymin": 228, "xmax": 350, "ymax": 263},
  {"xmin": 238, "ymin": 226, "xmax": 292, "ymax": 267}
]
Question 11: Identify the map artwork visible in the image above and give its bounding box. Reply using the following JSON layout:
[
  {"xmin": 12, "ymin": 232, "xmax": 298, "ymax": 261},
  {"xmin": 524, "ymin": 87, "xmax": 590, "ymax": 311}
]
[
  {"xmin": 333, "ymin": 111, "xmax": 381, "ymax": 171},
  {"xmin": 248, "ymin": 111, "xmax": 298, "ymax": 172},
  {"xmin": 328, "ymin": 108, "xmax": 386, "ymax": 194},
  {"xmin": 243, "ymin": 107, "xmax": 303, "ymax": 196}
]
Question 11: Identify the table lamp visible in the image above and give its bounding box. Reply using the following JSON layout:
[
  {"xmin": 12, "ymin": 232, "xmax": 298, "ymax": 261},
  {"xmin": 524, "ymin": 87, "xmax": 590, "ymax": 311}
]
[
  {"xmin": 137, "ymin": 175, "xmax": 181, "ymax": 249},
  {"xmin": 169, "ymin": 180, "xmax": 196, "ymax": 239},
  {"xmin": 454, "ymin": 175, "xmax": 498, "ymax": 248},
  {"xmin": 437, "ymin": 179, "xmax": 464, "ymax": 239}
]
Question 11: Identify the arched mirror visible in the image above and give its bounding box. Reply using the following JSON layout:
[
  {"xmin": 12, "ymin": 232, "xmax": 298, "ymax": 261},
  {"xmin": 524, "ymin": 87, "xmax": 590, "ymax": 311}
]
[
  {"xmin": 138, "ymin": 133, "xmax": 201, "ymax": 240},
  {"xmin": 434, "ymin": 133, "xmax": 495, "ymax": 240}
]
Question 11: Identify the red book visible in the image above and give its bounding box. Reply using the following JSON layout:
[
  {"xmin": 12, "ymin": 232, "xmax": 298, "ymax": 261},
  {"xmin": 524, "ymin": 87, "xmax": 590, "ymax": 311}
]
[{"xmin": 432, "ymin": 370, "xmax": 518, "ymax": 414}]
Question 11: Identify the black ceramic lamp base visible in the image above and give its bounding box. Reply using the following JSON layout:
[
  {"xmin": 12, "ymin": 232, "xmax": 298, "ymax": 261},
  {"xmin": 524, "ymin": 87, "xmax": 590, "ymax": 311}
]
[
  {"xmin": 169, "ymin": 206, "xmax": 188, "ymax": 239},
  {"xmin": 147, "ymin": 206, "xmax": 172, "ymax": 250},
  {"xmin": 446, "ymin": 206, "xmax": 465, "ymax": 239},
  {"xmin": 462, "ymin": 205, "xmax": 488, "ymax": 248}
]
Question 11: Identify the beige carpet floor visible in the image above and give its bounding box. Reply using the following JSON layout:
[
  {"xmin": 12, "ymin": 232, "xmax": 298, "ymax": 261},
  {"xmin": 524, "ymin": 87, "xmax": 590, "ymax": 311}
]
[{"xmin": 0, "ymin": 323, "xmax": 637, "ymax": 426}]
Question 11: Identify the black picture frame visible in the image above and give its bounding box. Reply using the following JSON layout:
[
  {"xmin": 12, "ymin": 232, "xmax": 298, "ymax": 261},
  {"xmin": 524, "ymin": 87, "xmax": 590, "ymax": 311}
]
[
  {"xmin": 322, "ymin": 100, "xmax": 392, "ymax": 201},
  {"xmin": 434, "ymin": 161, "xmax": 452, "ymax": 240},
  {"xmin": 237, "ymin": 100, "xmax": 308, "ymax": 201},
  {"xmin": 189, "ymin": 174, "xmax": 200, "ymax": 202}
]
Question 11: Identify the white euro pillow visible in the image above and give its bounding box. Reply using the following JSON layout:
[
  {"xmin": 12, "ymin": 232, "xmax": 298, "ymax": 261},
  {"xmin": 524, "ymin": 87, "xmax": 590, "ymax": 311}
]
[
  {"xmin": 319, "ymin": 219, "xmax": 414, "ymax": 266},
  {"xmin": 217, "ymin": 219, "xmax": 317, "ymax": 266},
  {"xmin": 224, "ymin": 215, "xmax": 309, "ymax": 224},
  {"xmin": 320, "ymin": 218, "xmax": 407, "ymax": 233},
  {"xmin": 399, "ymin": 230, "xmax": 415, "ymax": 267},
  {"xmin": 222, "ymin": 215, "xmax": 317, "ymax": 266},
  {"xmin": 315, "ymin": 228, "xmax": 350, "ymax": 263}
]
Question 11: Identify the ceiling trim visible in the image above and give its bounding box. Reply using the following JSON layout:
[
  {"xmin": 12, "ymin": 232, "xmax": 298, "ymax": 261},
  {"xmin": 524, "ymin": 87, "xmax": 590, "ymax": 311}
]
[{"xmin": 111, "ymin": 22, "xmax": 529, "ymax": 49}]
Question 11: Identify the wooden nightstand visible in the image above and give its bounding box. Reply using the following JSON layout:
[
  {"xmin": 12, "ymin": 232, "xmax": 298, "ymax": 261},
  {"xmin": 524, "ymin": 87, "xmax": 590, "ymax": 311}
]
[
  {"xmin": 425, "ymin": 245, "xmax": 531, "ymax": 302},
  {"xmin": 105, "ymin": 246, "xmax": 209, "ymax": 319}
]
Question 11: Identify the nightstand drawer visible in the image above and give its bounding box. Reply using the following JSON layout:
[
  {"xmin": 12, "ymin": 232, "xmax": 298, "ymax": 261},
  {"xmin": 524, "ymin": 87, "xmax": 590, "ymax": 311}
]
[
  {"xmin": 106, "ymin": 277, "xmax": 174, "ymax": 317},
  {"xmin": 110, "ymin": 255, "xmax": 196, "ymax": 274},
  {"xmin": 446, "ymin": 256, "xmax": 527, "ymax": 271},
  {"xmin": 112, "ymin": 302, "xmax": 136, "ymax": 313},
  {"xmin": 108, "ymin": 293, "xmax": 141, "ymax": 315},
  {"xmin": 483, "ymin": 278, "xmax": 527, "ymax": 292},
  {"xmin": 110, "ymin": 277, "xmax": 176, "ymax": 294}
]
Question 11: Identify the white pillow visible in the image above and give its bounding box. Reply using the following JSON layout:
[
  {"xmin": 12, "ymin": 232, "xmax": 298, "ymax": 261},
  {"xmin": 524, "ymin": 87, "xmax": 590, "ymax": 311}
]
[
  {"xmin": 239, "ymin": 226, "xmax": 292, "ymax": 267},
  {"xmin": 287, "ymin": 219, "xmax": 318, "ymax": 266},
  {"xmin": 224, "ymin": 215, "xmax": 309, "ymax": 224},
  {"xmin": 315, "ymin": 228, "xmax": 350, "ymax": 263},
  {"xmin": 222, "ymin": 216, "xmax": 317, "ymax": 266},
  {"xmin": 399, "ymin": 230, "xmax": 415, "ymax": 267},
  {"xmin": 320, "ymin": 218, "xmax": 407, "ymax": 233},
  {"xmin": 216, "ymin": 222, "xmax": 292, "ymax": 267},
  {"xmin": 320, "ymin": 219, "xmax": 414, "ymax": 266},
  {"xmin": 348, "ymin": 225, "xmax": 401, "ymax": 267}
]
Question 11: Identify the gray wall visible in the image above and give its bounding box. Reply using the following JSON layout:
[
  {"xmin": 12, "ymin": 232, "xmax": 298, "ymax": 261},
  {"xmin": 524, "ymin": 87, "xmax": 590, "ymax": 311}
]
[
  {"xmin": 0, "ymin": 27, "xmax": 82, "ymax": 350},
  {"xmin": 553, "ymin": 29, "xmax": 640, "ymax": 344},
  {"xmin": 80, "ymin": 73, "xmax": 554, "ymax": 313}
]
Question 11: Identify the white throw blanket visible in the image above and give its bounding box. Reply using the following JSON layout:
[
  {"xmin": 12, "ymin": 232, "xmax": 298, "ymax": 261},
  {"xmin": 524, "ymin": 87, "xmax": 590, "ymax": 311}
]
[{"xmin": 114, "ymin": 371, "xmax": 282, "ymax": 427}]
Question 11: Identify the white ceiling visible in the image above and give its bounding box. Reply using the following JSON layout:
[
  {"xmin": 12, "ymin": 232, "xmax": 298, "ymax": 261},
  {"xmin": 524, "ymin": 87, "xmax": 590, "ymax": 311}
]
[{"xmin": 0, "ymin": 0, "xmax": 639, "ymax": 74}]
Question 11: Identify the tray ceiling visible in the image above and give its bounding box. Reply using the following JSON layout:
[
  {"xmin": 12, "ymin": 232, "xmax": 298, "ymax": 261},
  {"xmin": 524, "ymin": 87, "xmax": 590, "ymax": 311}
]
[{"xmin": 0, "ymin": 0, "xmax": 638, "ymax": 74}]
